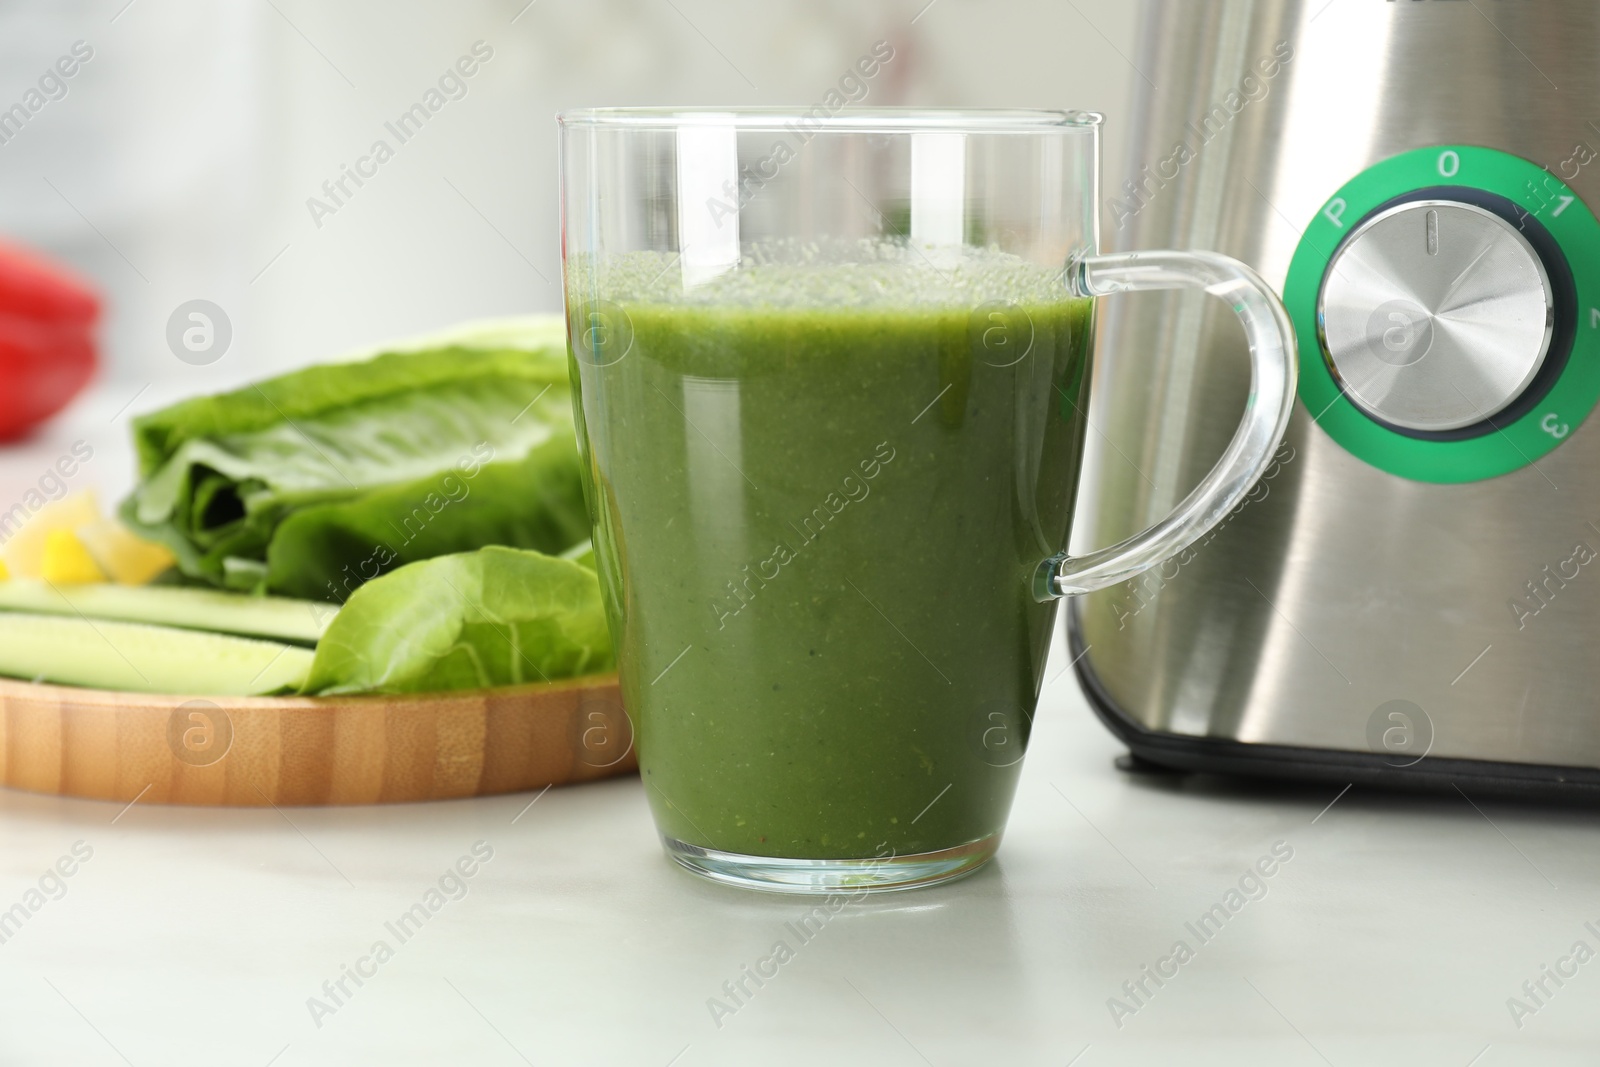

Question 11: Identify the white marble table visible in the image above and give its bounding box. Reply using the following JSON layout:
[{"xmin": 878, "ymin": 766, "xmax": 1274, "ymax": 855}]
[{"xmin": 2, "ymin": 624, "xmax": 1598, "ymax": 1066}]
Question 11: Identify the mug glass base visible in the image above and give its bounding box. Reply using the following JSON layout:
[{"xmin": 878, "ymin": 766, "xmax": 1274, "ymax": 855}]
[{"xmin": 661, "ymin": 832, "xmax": 1000, "ymax": 894}]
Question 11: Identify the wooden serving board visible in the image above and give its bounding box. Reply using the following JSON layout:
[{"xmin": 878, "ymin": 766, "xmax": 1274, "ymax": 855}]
[{"xmin": 0, "ymin": 674, "xmax": 635, "ymax": 806}]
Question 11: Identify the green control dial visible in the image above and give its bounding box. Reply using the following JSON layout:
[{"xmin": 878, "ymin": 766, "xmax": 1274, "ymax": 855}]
[{"xmin": 1283, "ymin": 145, "xmax": 1600, "ymax": 483}]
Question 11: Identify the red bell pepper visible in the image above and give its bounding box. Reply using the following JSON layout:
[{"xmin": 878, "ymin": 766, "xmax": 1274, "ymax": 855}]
[{"xmin": 0, "ymin": 240, "xmax": 98, "ymax": 442}]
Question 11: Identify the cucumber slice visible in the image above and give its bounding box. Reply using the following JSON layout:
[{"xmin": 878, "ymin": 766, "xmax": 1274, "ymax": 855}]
[
  {"xmin": 0, "ymin": 581, "xmax": 333, "ymax": 645},
  {"xmin": 0, "ymin": 613, "xmax": 313, "ymax": 695}
]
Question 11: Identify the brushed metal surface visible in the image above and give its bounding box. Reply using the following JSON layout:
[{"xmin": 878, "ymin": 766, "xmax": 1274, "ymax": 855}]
[
  {"xmin": 1077, "ymin": 0, "xmax": 1600, "ymax": 768},
  {"xmin": 1320, "ymin": 200, "xmax": 1554, "ymax": 432}
]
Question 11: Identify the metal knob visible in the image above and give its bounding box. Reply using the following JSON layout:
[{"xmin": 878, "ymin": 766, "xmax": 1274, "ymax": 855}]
[{"xmin": 1318, "ymin": 199, "xmax": 1554, "ymax": 433}]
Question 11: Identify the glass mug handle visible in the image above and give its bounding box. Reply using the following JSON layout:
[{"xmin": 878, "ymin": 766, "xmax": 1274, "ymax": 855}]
[{"xmin": 1039, "ymin": 250, "xmax": 1299, "ymax": 598}]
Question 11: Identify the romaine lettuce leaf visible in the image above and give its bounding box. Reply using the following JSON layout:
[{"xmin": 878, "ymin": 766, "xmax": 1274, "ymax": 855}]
[
  {"xmin": 265, "ymin": 434, "xmax": 589, "ymax": 601},
  {"xmin": 120, "ymin": 317, "xmax": 590, "ymax": 599},
  {"xmin": 302, "ymin": 546, "xmax": 612, "ymax": 695}
]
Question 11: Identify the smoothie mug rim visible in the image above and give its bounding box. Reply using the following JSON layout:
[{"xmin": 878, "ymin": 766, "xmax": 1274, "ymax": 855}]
[{"xmin": 556, "ymin": 106, "xmax": 1105, "ymax": 132}]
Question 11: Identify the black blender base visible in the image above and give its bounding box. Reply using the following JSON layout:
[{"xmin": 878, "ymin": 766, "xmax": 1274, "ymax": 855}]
[{"xmin": 1068, "ymin": 623, "xmax": 1600, "ymax": 804}]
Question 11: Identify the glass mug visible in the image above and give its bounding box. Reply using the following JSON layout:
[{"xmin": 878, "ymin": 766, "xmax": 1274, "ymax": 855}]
[{"xmin": 558, "ymin": 108, "xmax": 1296, "ymax": 893}]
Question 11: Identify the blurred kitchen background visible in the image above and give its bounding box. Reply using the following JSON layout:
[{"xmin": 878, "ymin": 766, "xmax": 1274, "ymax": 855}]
[{"xmin": 0, "ymin": 0, "xmax": 1136, "ymax": 396}]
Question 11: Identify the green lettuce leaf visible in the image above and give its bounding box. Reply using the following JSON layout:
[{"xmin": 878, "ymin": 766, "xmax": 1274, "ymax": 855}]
[
  {"xmin": 120, "ymin": 316, "xmax": 590, "ymax": 599},
  {"xmin": 265, "ymin": 435, "xmax": 589, "ymax": 601},
  {"xmin": 302, "ymin": 546, "xmax": 613, "ymax": 695}
]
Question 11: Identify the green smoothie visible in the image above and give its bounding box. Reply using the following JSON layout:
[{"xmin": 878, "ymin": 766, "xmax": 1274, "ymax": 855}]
[{"xmin": 568, "ymin": 245, "xmax": 1093, "ymax": 860}]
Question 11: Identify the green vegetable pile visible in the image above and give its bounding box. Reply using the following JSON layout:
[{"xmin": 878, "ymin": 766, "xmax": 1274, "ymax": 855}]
[
  {"xmin": 0, "ymin": 316, "xmax": 615, "ymax": 698},
  {"xmin": 121, "ymin": 316, "xmax": 590, "ymax": 600}
]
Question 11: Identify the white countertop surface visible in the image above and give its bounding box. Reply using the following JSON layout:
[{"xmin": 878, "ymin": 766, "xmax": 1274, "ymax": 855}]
[
  {"xmin": 4, "ymin": 394, "xmax": 1600, "ymax": 1065},
  {"xmin": 3, "ymin": 631, "xmax": 1599, "ymax": 1066}
]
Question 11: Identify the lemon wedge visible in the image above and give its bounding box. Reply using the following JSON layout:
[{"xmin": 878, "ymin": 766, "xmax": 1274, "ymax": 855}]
[
  {"xmin": 76, "ymin": 519, "xmax": 176, "ymax": 585},
  {"xmin": 40, "ymin": 530, "xmax": 107, "ymax": 584},
  {"xmin": 0, "ymin": 490, "xmax": 100, "ymax": 579}
]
